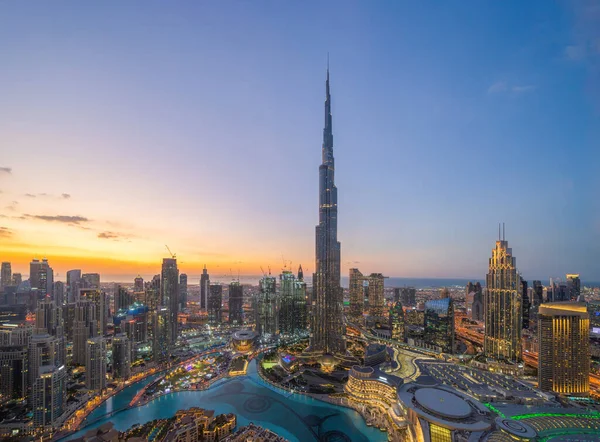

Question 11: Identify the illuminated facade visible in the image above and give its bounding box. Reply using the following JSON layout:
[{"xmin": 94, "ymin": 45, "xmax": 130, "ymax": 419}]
[
  {"xmin": 389, "ymin": 301, "xmax": 406, "ymax": 342},
  {"xmin": 345, "ymin": 365, "xmax": 402, "ymax": 407},
  {"xmin": 200, "ymin": 265, "xmax": 210, "ymax": 310},
  {"xmin": 484, "ymin": 231, "xmax": 522, "ymax": 362},
  {"xmin": 309, "ymin": 66, "xmax": 345, "ymax": 355},
  {"xmin": 538, "ymin": 302, "xmax": 589, "ymax": 396},
  {"xmin": 278, "ymin": 270, "xmax": 307, "ymax": 337},
  {"xmin": 423, "ymin": 298, "xmax": 454, "ymax": 354},
  {"xmin": 112, "ymin": 333, "xmax": 131, "ymax": 380},
  {"xmin": 367, "ymin": 273, "xmax": 385, "ymax": 320},
  {"xmin": 254, "ymin": 276, "xmax": 278, "ymax": 337},
  {"xmin": 32, "ymin": 364, "xmax": 66, "ymax": 430},
  {"xmin": 85, "ymin": 336, "xmax": 106, "ymax": 392},
  {"xmin": 349, "ymin": 268, "xmax": 365, "ymax": 323}
]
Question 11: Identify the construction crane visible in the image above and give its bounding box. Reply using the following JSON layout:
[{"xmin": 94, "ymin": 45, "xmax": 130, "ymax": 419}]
[{"xmin": 165, "ymin": 245, "xmax": 176, "ymax": 259}]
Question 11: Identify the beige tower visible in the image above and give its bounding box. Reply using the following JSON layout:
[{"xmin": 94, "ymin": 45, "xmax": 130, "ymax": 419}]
[
  {"xmin": 484, "ymin": 227, "xmax": 522, "ymax": 362},
  {"xmin": 538, "ymin": 302, "xmax": 589, "ymax": 396}
]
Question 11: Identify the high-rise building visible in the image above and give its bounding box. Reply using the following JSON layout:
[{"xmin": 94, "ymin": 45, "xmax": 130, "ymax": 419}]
[
  {"xmin": 549, "ymin": 278, "xmax": 569, "ymax": 302},
  {"xmin": 424, "ymin": 297, "xmax": 454, "ymax": 354},
  {"xmin": 29, "ymin": 258, "xmax": 53, "ymax": 297},
  {"xmin": 484, "ymin": 229, "xmax": 522, "ymax": 362},
  {"xmin": 349, "ymin": 269, "xmax": 365, "ymax": 323},
  {"xmin": 208, "ymin": 284, "xmax": 223, "ymax": 325},
  {"xmin": 566, "ymin": 274, "xmax": 581, "ymax": 301},
  {"xmin": 179, "ymin": 273, "xmax": 188, "ymax": 310},
  {"xmin": 309, "ymin": 66, "xmax": 345, "ymax": 356},
  {"xmin": 161, "ymin": 258, "xmax": 179, "ymax": 343},
  {"xmin": 134, "ymin": 275, "xmax": 144, "ymax": 292},
  {"xmin": 467, "ymin": 282, "xmax": 484, "ymax": 321},
  {"xmin": 72, "ymin": 300, "xmax": 98, "ymax": 365},
  {"xmin": 400, "ymin": 287, "xmax": 416, "ymax": 307},
  {"xmin": 82, "ymin": 273, "xmax": 100, "ymax": 289},
  {"xmin": 32, "ymin": 364, "xmax": 66, "ymax": 430},
  {"xmin": 152, "ymin": 306, "xmax": 170, "ymax": 363},
  {"xmin": 532, "ymin": 280, "xmax": 544, "ymax": 306},
  {"xmin": 367, "ymin": 273, "xmax": 386, "ymax": 320},
  {"xmin": 12, "ymin": 272, "xmax": 22, "ymax": 286},
  {"xmin": 389, "ymin": 301, "xmax": 406, "ymax": 342},
  {"xmin": 53, "ymin": 281, "xmax": 65, "ymax": 307},
  {"xmin": 86, "ymin": 336, "xmax": 106, "ymax": 392},
  {"xmin": 521, "ymin": 278, "xmax": 530, "ymax": 329},
  {"xmin": 255, "ymin": 276, "xmax": 278, "ymax": 337},
  {"xmin": 114, "ymin": 284, "xmax": 132, "ymax": 313},
  {"xmin": 1, "ymin": 262, "xmax": 11, "ymax": 289},
  {"xmin": 200, "ymin": 265, "xmax": 210, "ymax": 310},
  {"xmin": 112, "ymin": 333, "xmax": 131, "ymax": 380},
  {"xmin": 66, "ymin": 269, "xmax": 82, "ymax": 303},
  {"xmin": 228, "ymin": 281, "xmax": 243, "ymax": 325},
  {"xmin": 0, "ymin": 345, "xmax": 28, "ymax": 400},
  {"xmin": 80, "ymin": 289, "xmax": 107, "ymax": 336},
  {"xmin": 538, "ymin": 302, "xmax": 589, "ymax": 396},
  {"xmin": 278, "ymin": 270, "xmax": 307, "ymax": 337},
  {"xmin": 28, "ymin": 333, "xmax": 61, "ymax": 400}
]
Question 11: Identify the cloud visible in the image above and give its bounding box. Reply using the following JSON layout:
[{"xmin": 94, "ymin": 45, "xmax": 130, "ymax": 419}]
[
  {"xmin": 25, "ymin": 193, "xmax": 36, "ymax": 198},
  {"xmin": 26, "ymin": 214, "xmax": 90, "ymax": 224},
  {"xmin": 488, "ymin": 81, "xmax": 536, "ymax": 95},
  {"xmin": 5, "ymin": 201, "xmax": 18, "ymax": 211},
  {"xmin": 0, "ymin": 167, "xmax": 11, "ymax": 174},
  {"xmin": 98, "ymin": 231, "xmax": 119, "ymax": 239},
  {"xmin": 488, "ymin": 81, "xmax": 508, "ymax": 94},
  {"xmin": 23, "ymin": 192, "xmax": 72, "ymax": 199},
  {"xmin": 0, "ymin": 227, "xmax": 13, "ymax": 237},
  {"xmin": 62, "ymin": 193, "xmax": 71, "ymax": 199},
  {"xmin": 565, "ymin": 44, "xmax": 586, "ymax": 61}
]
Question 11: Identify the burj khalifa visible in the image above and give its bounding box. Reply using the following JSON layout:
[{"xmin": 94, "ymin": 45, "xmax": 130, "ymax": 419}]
[{"xmin": 309, "ymin": 66, "xmax": 346, "ymax": 355}]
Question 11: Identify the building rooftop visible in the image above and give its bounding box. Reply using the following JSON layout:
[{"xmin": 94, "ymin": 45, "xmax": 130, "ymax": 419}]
[{"xmin": 414, "ymin": 387, "xmax": 472, "ymax": 419}]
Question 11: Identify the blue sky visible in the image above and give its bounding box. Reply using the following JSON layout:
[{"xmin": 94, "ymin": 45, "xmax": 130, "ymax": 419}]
[{"xmin": 0, "ymin": 1, "xmax": 598, "ymax": 282}]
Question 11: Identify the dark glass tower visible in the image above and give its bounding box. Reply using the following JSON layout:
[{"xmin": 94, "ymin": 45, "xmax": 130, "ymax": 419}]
[{"xmin": 309, "ymin": 66, "xmax": 345, "ymax": 355}]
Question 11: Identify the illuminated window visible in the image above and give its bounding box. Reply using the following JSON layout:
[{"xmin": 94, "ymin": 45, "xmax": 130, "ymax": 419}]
[{"xmin": 429, "ymin": 424, "xmax": 452, "ymax": 442}]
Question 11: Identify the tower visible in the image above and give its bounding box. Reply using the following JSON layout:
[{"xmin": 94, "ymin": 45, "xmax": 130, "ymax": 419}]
[
  {"xmin": 228, "ymin": 281, "xmax": 243, "ymax": 325},
  {"xmin": 200, "ymin": 265, "xmax": 210, "ymax": 310},
  {"xmin": 208, "ymin": 284, "xmax": 223, "ymax": 325},
  {"xmin": 1, "ymin": 262, "xmax": 11, "ymax": 288},
  {"xmin": 538, "ymin": 302, "xmax": 589, "ymax": 396},
  {"xmin": 309, "ymin": 64, "xmax": 345, "ymax": 355},
  {"xmin": 161, "ymin": 258, "xmax": 179, "ymax": 343},
  {"xmin": 348, "ymin": 269, "xmax": 365, "ymax": 324},
  {"xmin": 484, "ymin": 226, "xmax": 522, "ymax": 362},
  {"xmin": 179, "ymin": 273, "xmax": 188, "ymax": 310},
  {"xmin": 86, "ymin": 336, "xmax": 107, "ymax": 392}
]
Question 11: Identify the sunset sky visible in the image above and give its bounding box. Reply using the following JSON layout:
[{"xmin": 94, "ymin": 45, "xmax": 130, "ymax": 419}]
[{"xmin": 1, "ymin": 1, "xmax": 599, "ymax": 283}]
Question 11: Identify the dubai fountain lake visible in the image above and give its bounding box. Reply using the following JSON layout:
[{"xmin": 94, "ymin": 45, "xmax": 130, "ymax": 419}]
[{"xmin": 62, "ymin": 359, "xmax": 387, "ymax": 442}]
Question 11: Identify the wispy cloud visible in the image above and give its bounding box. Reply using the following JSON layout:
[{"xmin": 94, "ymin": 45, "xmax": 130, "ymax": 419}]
[
  {"xmin": 0, "ymin": 227, "xmax": 13, "ymax": 238},
  {"xmin": 488, "ymin": 81, "xmax": 536, "ymax": 95},
  {"xmin": 26, "ymin": 214, "xmax": 90, "ymax": 224},
  {"xmin": 98, "ymin": 231, "xmax": 119, "ymax": 239},
  {"xmin": 62, "ymin": 193, "xmax": 71, "ymax": 199},
  {"xmin": 23, "ymin": 192, "xmax": 72, "ymax": 200},
  {"xmin": 5, "ymin": 201, "xmax": 18, "ymax": 211},
  {"xmin": 565, "ymin": 44, "xmax": 587, "ymax": 61},
  {"xmin": 0, "ymin": 167, "xmax": 11, "ymax": 174}
]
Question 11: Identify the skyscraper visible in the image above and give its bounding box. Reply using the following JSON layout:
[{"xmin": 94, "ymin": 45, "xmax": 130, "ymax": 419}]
[
  {"xmin": 208, "ymin": 284, "xmax": 223, "ymax": 325},
  {"xmin": 82, "ymin": 272, "xmax": 100, "ymax": 289},
  {"xmin": 538, "ymin": 302, "xmax": 589, "ymax": 396},
  {"xmin": 423, "ymin": 297, "xmax": 454, "ymax": 354},
  {"xmin": 200, "ymin": 265, "xmax": 210, "ymax": 310},
  {"xmin": 521, "ymin": 277, "xmax": 530, "ymax": 329},
  {"xmin": 368, "ymin": 273, "xmax": 386, "ymax": 321},
  {"xmin": 112, "ymin": 333, "xmax": 131, "ymax": 380},
  {"xmin": 349, "ymin": 269, "xmax": 365, "ymax": 323},
  {"xmin": 566, "ymin": 274, "xmax": 581, "ymax": 301},
  {"xmin": 32, "ymin": 364, "xmax": 66, "ymax": 430},
  {"xmin": 278, "ymin": 270, "xmax": 307, "ymax": 337},
  {"xmin": 255, "ymin": 276, "xmax": 278, "ymax": 337},
  {"xmin": 179, "ymin": 273, "xmax": 188, "ymax": 310},
  {"xmin": 66, "ymin": 269, "xmax": 82, "ymax": 303},
  {"xmin": 114, "ymin": 284, "xmax": 132, "ymax": 313},
  {"xmin": 161, "ymin": 258, "xmax": 179, "ymax": 343},
  {"xmin": 72, "ymin": 299, "xmax": 98, "ymax": 365},
  {"xmin": 80, "ymin": 289, "xmax": 107, "ymax": 336},
  {"xmin": 309, "ymin": 65, "xmax": 345, "ymax": 356},
  {"xmin": 134, "ymin": 275, "xmax": 144, "ymax": 292},
  {"xmin": 228, "ymin": 281, "xmax": 243, "ymax": 325},
  {"xmin": 389, "ymin": 301, "xmax": 406, "ymax": 342},
  {"xmin": 400, "ymin": 287, "xmax": 416, "ymax": 307},
  {"xmin": 467, "ymin": 282, "xmax": 484, "ymax": 321},
  {"xmin": 484, "ymin": 228, "xmax": 522, "ymax": 362},
  {"xmin": 532, "ymin": 280, "xmax": 544, "ymax": 306},
  {"xmin": 86, "ymin": 336, "xmax": 106, "ymax": 392},
  {"xmin": 53, "ymin": 281, "xmax": 65, "ymax": 307},
  {"xmin": 1, "ymin": 262, "xmax": 11, "ymax": 289},
  {"xmin": 30, "ymin": 258, "xmax": 53, "ymax": 296},
  {"xmin": 0, "ymin": 345, "xmax": 28, "ymax": 400}
]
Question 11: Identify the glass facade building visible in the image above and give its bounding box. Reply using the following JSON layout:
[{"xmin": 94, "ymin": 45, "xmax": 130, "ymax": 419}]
[{"xmin": 423, "ymin": 298, "xmax": 454, "ymax": 353}]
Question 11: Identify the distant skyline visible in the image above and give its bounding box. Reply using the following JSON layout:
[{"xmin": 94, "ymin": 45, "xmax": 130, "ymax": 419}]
[{"xmin": 1, "ymin": 1, "xmax": 599, "ymax": 281}]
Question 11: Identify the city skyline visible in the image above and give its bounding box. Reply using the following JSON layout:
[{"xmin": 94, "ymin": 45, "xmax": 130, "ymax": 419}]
[{"xmin": 1, "ymin": 1, "xmax": 599, "ymax": 281}]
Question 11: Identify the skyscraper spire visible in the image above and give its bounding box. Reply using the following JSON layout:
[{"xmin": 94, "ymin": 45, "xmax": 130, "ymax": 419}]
[{"xmin": 309, "ymin": 63, "xmax": 345, "ymax": 356}]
